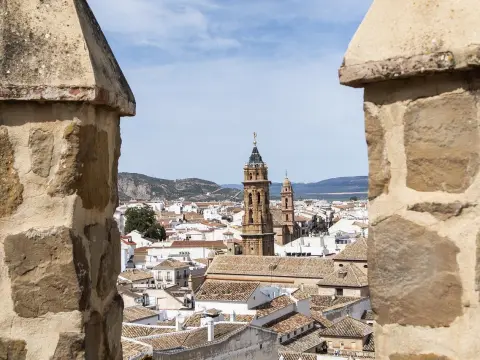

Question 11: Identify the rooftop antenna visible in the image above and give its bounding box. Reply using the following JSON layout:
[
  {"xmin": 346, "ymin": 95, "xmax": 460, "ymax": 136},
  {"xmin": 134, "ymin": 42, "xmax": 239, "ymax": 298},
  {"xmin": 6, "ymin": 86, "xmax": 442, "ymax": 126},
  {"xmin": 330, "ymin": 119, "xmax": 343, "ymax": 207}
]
[{"xmin": 253, "ymin": 132, "xmax": 257, "ymax": 146}]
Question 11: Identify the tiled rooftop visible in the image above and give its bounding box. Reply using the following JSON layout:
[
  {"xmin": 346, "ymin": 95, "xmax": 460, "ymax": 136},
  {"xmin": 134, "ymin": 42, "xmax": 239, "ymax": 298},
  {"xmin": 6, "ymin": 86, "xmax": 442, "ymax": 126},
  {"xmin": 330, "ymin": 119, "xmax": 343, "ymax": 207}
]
[
  {"xmin": 310, "ymin": 295, "xmax": 361, "ymax": 312},
  {"xmin": 195, "ymin": 280, "xmax": 259, "ymax": 302},
  {"xmin": 317, "ymin": 263, "xmax": 368, "ymax": 287},
  {"xmin": 123, "ymin": 306, "xmax": 158, "ymax": 323},
  {"xmin": 309, "ymin": 310, "xmax": 333, "ymax": 328},
  {"xmin": 362, "ymin": 310, "xmax": 375, "ymax": 321},
  {"xmin": 264, "ymin": 312, "xmax": 314, "ymax": 335},
  {"xmin": 153, "ymin": 258, "xmax": 188, "ymax": 270},
  {"xmin": 363, "ymin": 333, "xmax": 375, "ymax": 352},
  {"xmin": 291, "ymin": 289, "xmax": 311, "ymax": 301},
  {"xmin": 255, "ymin": 295, "xmax": 295, "ymax": 318},
  {"xmin": 122, "ymin": 323, "xmax": 176, "ymax": 338},
  {"xmin": 279, "ymin": 352, "xmax": 318, "ymax": 360},
  {"xmin": 170, "ymin": 240, "xmax": 227, "ymax": 249},
  {"xmin": 279, "ymin": 329, "xmax": 324, "ymax": 353},
  {"xmin": 207, "ymin": 255, "xmax": 334, "ymax": 279},
  {"xmin": 334, "ymin": 237, "xmax": 367, "ymax": 261},
  {"xmin": 121, "ymin": 337, "xmax": 152, "ymax": 360},
  {"xmin": 119, "ymin": 270, "xmax": 153, "ymax": 282},
  {"xmin": 138, "ymin": 323, "xmax": 246, "ymax": 351},
  {"xmin": 318, "ymin": 316, "xmax": 373, "ymax": 338}
]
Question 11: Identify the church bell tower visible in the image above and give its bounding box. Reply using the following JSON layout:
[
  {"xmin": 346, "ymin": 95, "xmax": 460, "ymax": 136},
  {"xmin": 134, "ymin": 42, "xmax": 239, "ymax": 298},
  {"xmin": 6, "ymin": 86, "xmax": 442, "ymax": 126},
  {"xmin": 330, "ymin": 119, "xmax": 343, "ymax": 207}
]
[
  {"xmin": 241, "ymin": 133, "xmax": 275, "ymax": 256},
  {"xmin": 280, "ymin": 173, "xmax": 298, "ymax": 245}
]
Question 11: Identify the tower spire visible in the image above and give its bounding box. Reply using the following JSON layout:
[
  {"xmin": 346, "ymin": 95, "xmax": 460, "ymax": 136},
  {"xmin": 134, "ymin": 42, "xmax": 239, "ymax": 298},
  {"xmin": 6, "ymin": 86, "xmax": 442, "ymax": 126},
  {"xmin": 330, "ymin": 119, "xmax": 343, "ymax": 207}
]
[
  {"xmin": 285, "ymin": 169, "xmax": 288, "ymax": 178},
  {"xmin": 253, "ymin": 132, "xmax": 257, "ymax": 146}
]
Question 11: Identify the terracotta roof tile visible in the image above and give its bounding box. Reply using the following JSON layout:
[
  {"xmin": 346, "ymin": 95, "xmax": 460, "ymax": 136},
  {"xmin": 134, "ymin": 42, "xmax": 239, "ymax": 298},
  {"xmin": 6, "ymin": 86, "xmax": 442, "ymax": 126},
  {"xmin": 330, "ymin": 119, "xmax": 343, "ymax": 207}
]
[
  {"xmin": 363, "ymin": 333, "xmax": 375, "ymax": 352},
  {"xmin": 119, "ymin": 270, "xmax": 153, "ymax": 282},
  {"xmin": 318, "ymin": 316, "xmax": 373, "ymax": 338},
  {"xmin": 123, "ymin": 306, "xmax": 158, "ymax": 323},
  {"xmin": 255, "ymin": 295, "xmax": 295, "ymax": 317},
  {"xmin": 310, "ymin": 310, "xmax": 333, "ymax": 328},
  {"xmin": 264, "ymin": 312, "xmax": 314, "ymax": 335},
  {"xmin": 122, "ymin": 324, "xmax": 176, "ymax": 338},
  {"xmin": 317, "ymin": 263, "xmax": 368, "ymax": 288},
  {"xmin": 278, "ymin": 352, "xmax": 318, "ymax": 360},
  {"xmin": 153, "ymin": 259, "xmax": 189, "ymax": 270},
  {"xmin": 207, "ymin": 256, "xmax": 334, "ymax": 279},
  {"xmin": 170, "ymin": 241, "xmax": 227, "ymax": 249},
  {"xmin": 223, "ymin": 314, "xmax": 254, "ymax": 323},
  {"xmin": 121, "ymin": 337, "xmax": 152, "ymax": 360},
  {"xmin": 291, "ymin": 289, "xmax": 311, "ymax": 301},
  {"xmin": 334, "ymin": 237, "xmax": 367, "ymax": 261},
  {"xmin": 279, "ymin": 329, "xmax": 324, "ymax": 353},
  {"xmin": 310, "ymin": 295, "xmax": 360, "ymax": 312},
  {"xmin": 195, "ymin": 280, "xmax": 259, "ymax": 302},
  {"xmin": 362, "ymin": 310, "xmax": 375, "ymax": 321}
]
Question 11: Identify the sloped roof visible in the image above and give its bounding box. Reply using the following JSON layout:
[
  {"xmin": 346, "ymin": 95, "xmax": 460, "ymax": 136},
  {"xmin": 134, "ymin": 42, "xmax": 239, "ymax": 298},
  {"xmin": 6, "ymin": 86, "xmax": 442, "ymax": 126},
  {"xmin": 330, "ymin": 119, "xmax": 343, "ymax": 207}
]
[
  {"xmin": 119, "ymin": 270, "xmax": 153, "ymax": 282},
  {"xmin": 279, "ymin": 353, "xmax": 318, "ymax": 360},
  {"xmin": 279, "ymin": 329, "xmax": 324, "ymax": 353},
  {"xmin": 271, "ymin": 209, "xmax": 284, "ymax": 227},
  {"xmin": 170, "ymin": 241, "xmax": 227, "ymax": 249},
  {"xmin": 123, "ymin": 306, "xmax": 158, "ymax": 323},
  {"xmin": 363, "ymin": 333, "xmax": 375, "ymax": 352},
  {"xmin": 122, "ymin": 324, "xmax": 176, "ymax": 338},
  {"xmin": 318, "ymin": 316, "xmax": 373, "ymax": 338},
  {"xmin": 137, "ymin": 323, "xmax": 246, "ymax": 351},
  {"xmin": 310, "ymin": 296, "xmax": 361, "ymax": 312},
  {"xmin": 207, "ymin": 256, "xmax": 334, "ymax": 279},
  {"xmin": 248, "ymin": 146, "xmax": 264, "ymax": 165},
  {"xmin": 121, "ymin": 337, "xmax": 152, "ymax": 360},
  {"xmin": 264, "ymin": 312, "xmax": 314, "ymax": 335},
  {"xmin": 334, "ymin": 237, "xmax": 367, "ymax": 261},
  {"xmin": 153, "ymin": 259, "xmax": 189, "ymax": 270},
  {"xmin": 362, "ymin": 310, "xmax": 375, "ymax": 321},
  {"xmin": 291, "ymin": 289, "xmax": 311, "ymax": 301},
  {"xmin": 309, "ymin": 310, "xmax": 333, "ymax": 328},
  {"xmin": 317, "ymin": 263, "xmax": 368, "ymax": 288},
  {"xmin": 195, "ymin": 280, "xmax": 259, "ymax": 302},
  {"xmin": 254, "ymin": 295, "xmax": 295, "ymax": 318}
]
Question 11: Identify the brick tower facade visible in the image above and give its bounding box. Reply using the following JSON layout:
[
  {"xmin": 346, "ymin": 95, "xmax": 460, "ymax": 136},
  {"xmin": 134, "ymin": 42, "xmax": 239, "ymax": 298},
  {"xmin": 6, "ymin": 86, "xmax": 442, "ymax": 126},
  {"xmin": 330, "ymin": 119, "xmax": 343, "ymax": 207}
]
[
  {"xmin": 280, "ymin": 174, "xmax": 300, "ymax": 245},
  {"xmin": 241, "ymin": 134, "xmax": 275, "ymax": 256}
]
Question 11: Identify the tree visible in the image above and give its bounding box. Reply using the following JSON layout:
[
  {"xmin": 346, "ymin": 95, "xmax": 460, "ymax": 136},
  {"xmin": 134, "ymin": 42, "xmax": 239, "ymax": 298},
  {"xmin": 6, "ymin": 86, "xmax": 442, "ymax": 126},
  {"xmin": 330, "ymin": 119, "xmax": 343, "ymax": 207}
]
[
  {"xmin": 349, "ymin": 196, "xmax": 358, "ymax": 201},
  {"xmin": 124, "ymin": 205, "xmax": 167, "ymax": 241}
]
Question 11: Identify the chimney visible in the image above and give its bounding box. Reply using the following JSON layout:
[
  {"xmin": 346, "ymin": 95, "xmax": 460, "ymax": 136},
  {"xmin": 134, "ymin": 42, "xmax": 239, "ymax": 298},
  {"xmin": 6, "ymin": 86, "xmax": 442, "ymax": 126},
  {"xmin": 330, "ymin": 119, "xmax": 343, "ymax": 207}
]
[
  {"xmin": 206, "ymin": 318, "xmax": 214, "ymax": 341},
  {"xmin": 175, "ymin": 315, "xmax": 183, "ymax": 331},
  {"xmin": 230, "ymin": 310, "xmax": 236, "ymax": 322},
  {"xmin": 300, "ymin": 283, "xmax": 304, "ymax": 291}
]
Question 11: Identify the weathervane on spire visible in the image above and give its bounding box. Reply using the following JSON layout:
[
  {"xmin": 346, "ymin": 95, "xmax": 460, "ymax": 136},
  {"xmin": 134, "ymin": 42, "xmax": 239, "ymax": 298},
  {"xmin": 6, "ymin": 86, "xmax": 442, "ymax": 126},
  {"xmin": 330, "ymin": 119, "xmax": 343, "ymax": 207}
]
[{"xmin": 253, "ymin": 132, "xmax": 257, "ymax": 146}]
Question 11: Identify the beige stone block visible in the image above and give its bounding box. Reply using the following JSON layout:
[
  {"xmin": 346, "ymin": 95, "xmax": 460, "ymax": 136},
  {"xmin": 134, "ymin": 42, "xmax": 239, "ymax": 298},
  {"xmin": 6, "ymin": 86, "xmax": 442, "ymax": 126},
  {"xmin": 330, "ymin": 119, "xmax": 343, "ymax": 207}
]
[
  {"xmin": 390, "ymin": 354, "xmax": 452, "ymax": 360},
  {"xmin": 364, "ymin": 103, "xmax": 390, "ymax": 199},
  {"xmin": 0, "ymin": 126, "xmax": 23, "ymax": 218},
  {"xmin": 28, "ymin": 128, "xmax": 54, "ymax": 178},
  {"xmin": 0, "ymin": 338, "xmax": 27, "ymax": 360},
  {"xmin": 408, "ymin": 202, "xmax": 473, "ymax": 221},
  {"xmin": 369, "ymin": 215, "xmax": 462, "ymax": 327},
  {"xmin": 48, "ymin": 123, "xmax": 111, "ymax": 210},
  {"xmin": 51, "ymin": 333, "xmax": 84, "ymax": 360},
  {"xmin": 404, "ymin": 92, "xmax": 479, "ymax": 193},
  {"xmin": 3, "ymin": 227, "xmax": 89, "ymax": 318}
]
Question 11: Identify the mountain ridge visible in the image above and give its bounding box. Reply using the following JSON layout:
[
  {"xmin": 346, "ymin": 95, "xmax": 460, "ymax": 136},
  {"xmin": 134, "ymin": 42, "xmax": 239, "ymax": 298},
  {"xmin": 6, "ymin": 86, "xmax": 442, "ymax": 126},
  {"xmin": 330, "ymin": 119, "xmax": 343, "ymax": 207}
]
[{"xmin": 118, "ymin": 173, "xmax": 368, "ymax": 202}]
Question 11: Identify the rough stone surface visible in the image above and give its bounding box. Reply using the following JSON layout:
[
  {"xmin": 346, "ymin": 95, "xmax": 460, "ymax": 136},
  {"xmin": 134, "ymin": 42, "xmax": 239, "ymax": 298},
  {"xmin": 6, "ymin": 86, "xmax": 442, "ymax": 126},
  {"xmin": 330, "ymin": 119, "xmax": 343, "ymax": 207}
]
[
  {"xmin": 408, "ymin": 202, "xmax": 473, "ymax": 221},
  {"xmin": 404, "ymin": 92, "xmax": 479, "ymax": 193},
  {"xmin": 364, "ymin": 103, "xmax": 390, "ymax": 199},
  {"xmin": 390, "ymin": 354, "xmax": 452, "ymax": 360},
  {"xmin": 3, "ymin": 227, "xmax": 89, "ymax": 318},
  {"xmin": 369, "ymin": 215, "xmax": 462, "ymax": 327},
  {"xmin": 111, "ymin": 120, "xmax": 121, "ymax": 207},
  {"xmin": 0, "ymin": 338, "xmax": 27, "ymax": 360},
  {"xmin": 48, "ymin": 123, "xmax": 110, "ymax": 210},
  {"xmin": 103, "ymin": 294, "xmax": 124, "ymax": 360},
  {"xmin": 28, "ymin": 128, "xmax": 54, "ymax": 177},
  {"xmin": 0, "ymin": 126, "xmax": 23, "ymax": 217},
  {"xmin": 0, "ymin": 0, "xmax": 135, "ymax": 115},
  {"xmin": 84, "ymin": 220, "xmax": 120, "ymax": 300},
  {"xmin": 477, "ymin": 232, "xmax": 480, "ymax": 298},
  {"xmin": 51, "ymin": 333, "xmax": 84, "ymax": 360}
]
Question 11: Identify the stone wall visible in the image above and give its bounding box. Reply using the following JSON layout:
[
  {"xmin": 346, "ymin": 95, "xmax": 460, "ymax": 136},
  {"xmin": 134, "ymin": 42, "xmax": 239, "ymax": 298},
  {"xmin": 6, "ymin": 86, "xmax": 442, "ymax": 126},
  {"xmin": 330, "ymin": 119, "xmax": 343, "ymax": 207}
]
[
  {"xmin": 0, "ymin": 103, "xmax": 123, "ymax": 359},
  {"xmin": 339, "ymin": 1, "xmax": 480, "ymax": 359}
]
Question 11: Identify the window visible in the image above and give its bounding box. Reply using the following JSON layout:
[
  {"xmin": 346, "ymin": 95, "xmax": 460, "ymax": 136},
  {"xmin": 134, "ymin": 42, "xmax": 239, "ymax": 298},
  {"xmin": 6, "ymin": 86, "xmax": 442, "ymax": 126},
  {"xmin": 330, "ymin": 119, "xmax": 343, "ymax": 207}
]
[
  {"xmin": 249, "ymin": 173, "xmax": 252, "ymax": 180},
  {"xmin": 184, "ymin": 281, "xmax": 187, "ymax": 287},
  {"xmin": 328, "ymin": 341, "xmax": 333, "ymax": 349},
  {"xmin": 259, "ymin": 344, "xmax": 262, "ymax": 349},
  {"xmin": 285, "ymin": 198, "xmax": 288, "ymax": 207},
  {"xmin": 248, "ymin": 193, "xmax": 253, "ymax": 206},
  {"xmin": 184, "ymin": 269, "xmax": 187, "ymax": 277},
  {"xmin": 286, "ymin": 214, "xmax": 289, "ymax": 221},
  {"xmin": 364, "ymin": 264, "xmax": 368, "ymax": 268},
  {"xmin": 339, "ymin": 264, "xmax": 344, "ymax": 267},
  {"xmin": 351, "ymin": 342, "xmax": 356, "ymax": 350},
  {"xmin": 287, "ymin": 334, "xmax": 290, "ymax": 339},
  {"xmin": 336, "ymin": 288, "xmax": 344, "ymax": 296},
  {"xmin": 294, "ymin": 330, "xmax": 297, "ymax": 335},
  {"xmin": 249, "ymin": 209, "xmax": 254, "ymax": 224},
  {"xmin": 257, "ymin": 192, "xmax": 261, "ymax": 205}
]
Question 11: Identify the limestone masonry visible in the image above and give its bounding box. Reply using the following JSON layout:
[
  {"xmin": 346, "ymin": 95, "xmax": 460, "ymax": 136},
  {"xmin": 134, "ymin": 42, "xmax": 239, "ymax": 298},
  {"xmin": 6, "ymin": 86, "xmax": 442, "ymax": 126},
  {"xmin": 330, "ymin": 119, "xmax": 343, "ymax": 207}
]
[
  {"xmin": 0, "ymin": 1, "xmax": 135, "ymax": 359},
  {"xmin": 340, "ymin": 0, "xmax": 480, "ymax": 359}
]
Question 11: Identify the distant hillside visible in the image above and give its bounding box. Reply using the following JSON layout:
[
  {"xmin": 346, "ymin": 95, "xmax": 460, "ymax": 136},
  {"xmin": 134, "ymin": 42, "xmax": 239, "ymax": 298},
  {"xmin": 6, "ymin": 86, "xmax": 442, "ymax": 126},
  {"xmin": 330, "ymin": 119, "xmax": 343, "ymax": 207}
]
[
  {"xmin": 223, "ymin": 176, "xmax": 368, "ymax": 200},
  {"xmin": 118, "ymin": 173, "xmax": 242, "ymax": 202}
]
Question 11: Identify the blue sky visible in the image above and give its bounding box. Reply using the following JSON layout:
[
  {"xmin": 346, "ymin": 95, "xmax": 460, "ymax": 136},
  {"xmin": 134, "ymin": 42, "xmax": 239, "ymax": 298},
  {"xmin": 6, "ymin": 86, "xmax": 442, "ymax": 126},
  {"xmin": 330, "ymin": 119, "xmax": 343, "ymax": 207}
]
[{"xmin": 89, "ymin": 0, "xmax": 372, "ymax": 184}]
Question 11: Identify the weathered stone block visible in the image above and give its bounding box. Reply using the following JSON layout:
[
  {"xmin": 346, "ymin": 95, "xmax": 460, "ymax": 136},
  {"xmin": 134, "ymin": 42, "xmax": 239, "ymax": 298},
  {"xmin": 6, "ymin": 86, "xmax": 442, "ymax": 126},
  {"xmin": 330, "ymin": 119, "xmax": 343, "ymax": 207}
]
[
  {"xmin": 0, "ymin": 126, "xmax": 23, "ymax": 218},
  {"xmin": 364, "ymin": 103, "xmax": 390, "ymax": 199},
  {"xmin": 28, "ymin": 128, "xmax": 54, "ymax": 177},
  {"xmin": 103, "ymin": 294, "xmax": 123, "ymax": 360},
  {"xmin": 48, "ymin": 123, "xmax": 110, "ymax": 210},
  {"xmin": 476, "ymin": 232, "xmax": 480, "ymax": 298},
  {"xmin": 4, "ymin": 227, "xmax": 89, "ymax": 317},
  {"xmin": 51, "ymin": 333, "xmax": 84, "ymax": 360},
  {"xmin": 369, "ymin": 215, "xmax": 462, "ymax": 327},
  {"xmin": 84, "ymin": 220, "xmax": 121, "ymax": 300},
  {"xmin": 408, "ymin": 202, "xmax": 473, "ymax": 221},
  {"xmin": 390, "ymin": 354, "xmax": 452, "ymax": 360},
  {"xmin": 404, "ymin": 92, "xmax": 479, "ymax": 193},
  {"xmin": 0, "ymin": 338, "xmax": 27, "ymax": 360}
]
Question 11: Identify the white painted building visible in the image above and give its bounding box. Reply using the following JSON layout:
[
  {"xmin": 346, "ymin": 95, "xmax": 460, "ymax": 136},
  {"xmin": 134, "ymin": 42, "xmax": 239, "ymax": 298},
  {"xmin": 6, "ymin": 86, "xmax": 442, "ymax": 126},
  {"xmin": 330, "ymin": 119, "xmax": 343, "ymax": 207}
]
[{"xmin": 127, "ymin": 230, "xmax": 154, "ymax": 248}]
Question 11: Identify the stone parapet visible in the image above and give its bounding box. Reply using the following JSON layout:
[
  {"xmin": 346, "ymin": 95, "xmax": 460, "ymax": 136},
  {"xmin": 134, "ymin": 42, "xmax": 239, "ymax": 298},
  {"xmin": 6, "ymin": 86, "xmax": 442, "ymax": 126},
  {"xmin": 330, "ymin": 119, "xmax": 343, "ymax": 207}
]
[
  {"xmin": 340, "ymin": 1, "xmax": 480, "ymax": 359},
  {"xmin": 0, "ymin": 1, "xmax": 134, "ymax": 359}
]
